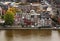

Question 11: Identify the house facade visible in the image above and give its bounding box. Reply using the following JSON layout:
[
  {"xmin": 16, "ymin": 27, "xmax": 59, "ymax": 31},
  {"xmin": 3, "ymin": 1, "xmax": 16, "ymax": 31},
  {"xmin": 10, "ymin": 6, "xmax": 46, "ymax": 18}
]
[{"xmin": 0, "ymin": 0, "xmax": 43, "ymax": 3}]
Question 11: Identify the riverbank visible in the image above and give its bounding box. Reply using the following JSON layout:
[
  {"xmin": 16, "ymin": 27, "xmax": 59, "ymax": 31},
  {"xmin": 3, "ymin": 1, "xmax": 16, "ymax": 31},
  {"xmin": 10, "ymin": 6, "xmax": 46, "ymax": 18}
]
[{"xmin": 0, "ymin": 25, "xmax": 60, "ymax": 30}]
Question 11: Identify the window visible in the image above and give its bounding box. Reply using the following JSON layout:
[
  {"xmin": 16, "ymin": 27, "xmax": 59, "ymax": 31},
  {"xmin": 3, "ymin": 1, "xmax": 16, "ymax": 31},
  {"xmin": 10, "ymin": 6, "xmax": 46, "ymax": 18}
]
[
  {"xmin": 37, "ymin": 15, "xmax": 41, "ymax": 18},
  {"xmin": 31, "ymin": 15, "xmax": 34, "ymax": 18}
]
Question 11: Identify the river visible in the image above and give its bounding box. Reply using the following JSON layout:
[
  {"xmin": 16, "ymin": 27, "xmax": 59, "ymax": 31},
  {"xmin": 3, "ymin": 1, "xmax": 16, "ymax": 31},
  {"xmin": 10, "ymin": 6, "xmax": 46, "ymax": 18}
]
[{"xmin": 0, "ymin": 30, "xmax": 60, "ymax": 41}]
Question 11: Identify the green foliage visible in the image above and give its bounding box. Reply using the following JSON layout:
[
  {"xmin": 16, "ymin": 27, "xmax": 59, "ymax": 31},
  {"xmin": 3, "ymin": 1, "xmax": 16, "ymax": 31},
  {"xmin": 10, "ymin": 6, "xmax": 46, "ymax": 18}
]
[
  {"xmin": 4, "ymin": 11, "xmax": 14, "ymax": 25},
  {"xmin": 1, "ymin": 15, "xmax": 4, "ymax": 19}
]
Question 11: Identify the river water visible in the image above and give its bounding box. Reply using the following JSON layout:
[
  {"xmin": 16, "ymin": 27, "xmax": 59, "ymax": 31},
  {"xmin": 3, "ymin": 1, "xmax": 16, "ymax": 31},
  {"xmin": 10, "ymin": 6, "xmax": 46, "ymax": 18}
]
[{"xmin": 0, "ymin": 30, "xmax": 60, "ymax": 41}]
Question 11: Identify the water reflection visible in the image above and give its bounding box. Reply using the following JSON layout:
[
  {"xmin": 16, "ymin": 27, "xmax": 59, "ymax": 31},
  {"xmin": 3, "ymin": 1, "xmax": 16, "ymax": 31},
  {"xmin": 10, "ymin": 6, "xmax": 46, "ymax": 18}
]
[
  {"xmin": 13, "ymin": 30, "xmax": 32, "ymax": 36},
  {"xmin": 5, "ymin": 30, "xmax": 13, "ymax": 41},
  {"xmin": 38, "ymin": 30, "xmax": 51, "ymax": 37},
  {"xmin": 0, "ymin": 30, "xmax": 60, "ymax": 41},
  {"xmin": 0, "ymin": 30, "xmax": 6, "ymax": 41},
  {"xmin": 51, "ymin": 30, "xmax": 60, "ymax": 41}
]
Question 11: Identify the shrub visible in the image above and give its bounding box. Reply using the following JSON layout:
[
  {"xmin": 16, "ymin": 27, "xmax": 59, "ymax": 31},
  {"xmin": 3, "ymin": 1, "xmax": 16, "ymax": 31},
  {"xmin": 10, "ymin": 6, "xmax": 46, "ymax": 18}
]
[{"xmin": 4, "ymin": 11, "xmax": 14, "ymax": 25}]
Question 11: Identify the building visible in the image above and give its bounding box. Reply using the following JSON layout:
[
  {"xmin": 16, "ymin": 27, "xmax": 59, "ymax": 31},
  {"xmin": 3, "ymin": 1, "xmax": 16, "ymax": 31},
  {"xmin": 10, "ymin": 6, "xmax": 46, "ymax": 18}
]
[{"xmin": 0, "ymin": 0, "xmax": 42, "ymax": 3}]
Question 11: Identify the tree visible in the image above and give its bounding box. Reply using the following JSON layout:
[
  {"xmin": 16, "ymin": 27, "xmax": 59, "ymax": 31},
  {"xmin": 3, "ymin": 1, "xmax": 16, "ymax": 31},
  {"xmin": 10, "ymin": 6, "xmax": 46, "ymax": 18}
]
[
  {"xmin": 7, "ymin": 7, "xmax": 16, "ymax": 14},
  {"xmin": 4, "ymin": 11, "xmax": 14, "ymax": 25}
]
